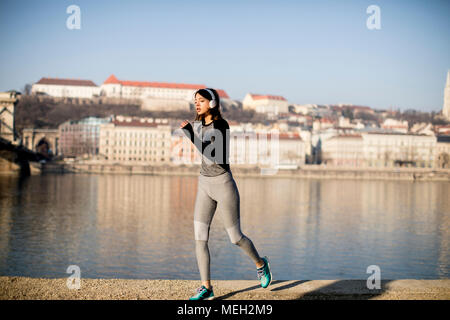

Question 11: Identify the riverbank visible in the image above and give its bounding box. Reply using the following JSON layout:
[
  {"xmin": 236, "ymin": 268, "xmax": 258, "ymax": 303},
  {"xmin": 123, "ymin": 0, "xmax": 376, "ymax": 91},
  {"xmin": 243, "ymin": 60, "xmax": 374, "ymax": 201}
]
[
  {"xmin": 29, "ymin": 162, "xmax": 450, "ymax": 181},
  {"xmin": 0, "ymin": 277, "xmax": 449, "ymax": 300},
  {"xmin": 2, "ymin": 159, "xmax": 449, "ymax": 181}
]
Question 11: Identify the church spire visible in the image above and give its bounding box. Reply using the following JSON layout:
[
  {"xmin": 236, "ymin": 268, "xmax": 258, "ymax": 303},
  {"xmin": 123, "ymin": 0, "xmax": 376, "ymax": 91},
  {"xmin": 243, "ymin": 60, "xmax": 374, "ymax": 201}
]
[
  {"xmin": 443, "ymin": 70, "xmax": 450, "ymax": 120},
  {"xmin": 446, "ymin": 70, "xmax": 450, "ymax": 87}
]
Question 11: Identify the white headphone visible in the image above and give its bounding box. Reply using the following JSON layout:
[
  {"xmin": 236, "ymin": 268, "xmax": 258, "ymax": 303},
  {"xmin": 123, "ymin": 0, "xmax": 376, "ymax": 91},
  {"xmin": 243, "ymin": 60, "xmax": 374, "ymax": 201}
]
[
  {"xmin": 204, "ymin": 88, "xmax": 217, "ymax": 108},
  {"xmin": 195, "ymin": 88, "xmax": 217, "ymax": 109}
]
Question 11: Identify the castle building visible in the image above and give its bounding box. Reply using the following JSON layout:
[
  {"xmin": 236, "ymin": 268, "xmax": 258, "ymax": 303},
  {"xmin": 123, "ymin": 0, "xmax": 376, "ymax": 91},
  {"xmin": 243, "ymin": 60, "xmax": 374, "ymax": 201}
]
[{"xmin": 100, "ymin": 74, "xmax": 229, "ymax": 111}]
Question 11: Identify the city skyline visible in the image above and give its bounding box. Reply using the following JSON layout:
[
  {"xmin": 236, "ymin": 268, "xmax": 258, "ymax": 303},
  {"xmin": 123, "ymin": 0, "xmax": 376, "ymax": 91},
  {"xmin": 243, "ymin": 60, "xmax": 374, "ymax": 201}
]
[{"xmin": 1, "ymin": 0, "xmax": 449, "ymax": 112}]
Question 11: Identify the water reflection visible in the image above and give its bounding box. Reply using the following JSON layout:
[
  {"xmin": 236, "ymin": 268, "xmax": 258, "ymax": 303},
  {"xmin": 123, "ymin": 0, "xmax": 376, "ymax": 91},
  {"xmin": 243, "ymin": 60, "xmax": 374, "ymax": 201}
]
[{"xmin": 0, "ymin": 173, "xmax": 448, "ymax": 280}]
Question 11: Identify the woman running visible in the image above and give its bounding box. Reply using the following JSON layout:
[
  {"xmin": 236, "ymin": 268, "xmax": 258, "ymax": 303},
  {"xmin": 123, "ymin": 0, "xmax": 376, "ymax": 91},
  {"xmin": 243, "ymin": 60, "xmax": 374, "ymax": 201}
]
[{"xmin": 179, "ymin": 88, "xmax": 272, "ymax": 300}]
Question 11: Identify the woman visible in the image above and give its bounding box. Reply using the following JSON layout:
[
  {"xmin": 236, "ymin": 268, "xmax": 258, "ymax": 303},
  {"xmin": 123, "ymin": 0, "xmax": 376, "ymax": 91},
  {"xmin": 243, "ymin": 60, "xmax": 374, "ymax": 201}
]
[{"xmin": 179, "ymin": 88, "xmax": 272, "ymax": 300}]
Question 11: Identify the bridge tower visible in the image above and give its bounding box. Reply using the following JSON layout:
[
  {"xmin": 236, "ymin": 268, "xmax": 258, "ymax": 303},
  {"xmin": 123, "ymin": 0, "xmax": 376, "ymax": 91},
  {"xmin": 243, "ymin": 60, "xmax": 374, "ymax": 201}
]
[{"xmin": 0, "ymin": 91, "xmax": 20, "ymax": 143}]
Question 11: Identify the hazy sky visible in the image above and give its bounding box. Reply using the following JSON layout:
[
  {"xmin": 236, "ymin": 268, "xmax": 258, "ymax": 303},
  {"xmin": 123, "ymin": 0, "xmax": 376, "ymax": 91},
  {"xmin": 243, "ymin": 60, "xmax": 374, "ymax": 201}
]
[{"xmin": 1, "ymin": 0, "xmax": 449, "ymax": 111}]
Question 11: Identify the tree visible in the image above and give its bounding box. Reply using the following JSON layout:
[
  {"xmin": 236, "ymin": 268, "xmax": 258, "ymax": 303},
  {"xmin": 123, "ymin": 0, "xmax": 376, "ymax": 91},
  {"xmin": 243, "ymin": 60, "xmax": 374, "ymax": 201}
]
[
  {"xmin": 22, "ymin": 84, "xmax": 32, "ymax": 95},
  {"xmin": 356, "ymin": 111, "xmax": 379, "ymax": 122},
  {"xmin": 342, "ymin": 108, "xmax": 354, "ymax": 120}
]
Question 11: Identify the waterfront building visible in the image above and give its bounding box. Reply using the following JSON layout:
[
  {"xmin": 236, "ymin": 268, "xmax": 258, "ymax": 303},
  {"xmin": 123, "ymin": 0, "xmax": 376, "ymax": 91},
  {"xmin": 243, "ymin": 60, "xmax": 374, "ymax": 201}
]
[
  {"xmin": 59, "ymin": 116, "xmax": 111, "ymax": 157},
  {"xmin": 434, "ymin": 135, "xmax": 450, "ymax": 169},
  {"xmin": 363, "ymin": 132, "xmax": 435, "ymax": 168},
  {"xmin": 277, "ymin": 132, "xmax": 306, "ymax": 166},
  {"xmin": 229, "ymin": 131, "xmax": 305, "ymax": 167},
  {"xmin": 322, "ymin": 134, "xmax": 364, "ymax": 167},
  {"xmin": 172, "ymin": 123, "xmax": 305, "ymax": 168},
  {"xmin": 99, "ymin": 116, "xmax": 172, "ymax": 164},
  {"xmin": 322, "ymin": 132, "xmax": 436, "ymax": 168}
]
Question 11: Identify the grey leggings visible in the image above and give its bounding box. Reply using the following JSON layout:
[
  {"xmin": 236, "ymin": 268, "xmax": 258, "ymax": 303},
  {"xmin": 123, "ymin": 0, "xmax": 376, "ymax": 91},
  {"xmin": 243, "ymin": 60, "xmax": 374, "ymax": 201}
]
[{"xmin": 193, "ymin": 171, "xmax": 261, "ymax": 281}]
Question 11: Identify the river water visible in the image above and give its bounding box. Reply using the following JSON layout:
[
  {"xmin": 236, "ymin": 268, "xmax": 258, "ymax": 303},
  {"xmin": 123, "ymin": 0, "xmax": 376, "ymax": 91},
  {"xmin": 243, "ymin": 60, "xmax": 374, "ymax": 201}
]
[{"xmin": 0, "ymin": 173, "xmax": 448, "ymax": 280}]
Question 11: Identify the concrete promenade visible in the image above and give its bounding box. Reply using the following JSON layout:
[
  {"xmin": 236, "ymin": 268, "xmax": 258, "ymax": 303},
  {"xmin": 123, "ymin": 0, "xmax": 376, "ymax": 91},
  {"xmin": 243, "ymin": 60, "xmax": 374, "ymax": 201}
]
[{"xmin": 1, "ymin": 277, "xmax": 449, "ymax": 300}]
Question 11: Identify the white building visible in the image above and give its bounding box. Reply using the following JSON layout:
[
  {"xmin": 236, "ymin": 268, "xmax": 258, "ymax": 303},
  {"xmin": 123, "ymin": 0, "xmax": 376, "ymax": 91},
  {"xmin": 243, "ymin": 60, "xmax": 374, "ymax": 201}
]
[
  {"xmin": 229, "ymin": 131, "xmax": 304, "ymax": 167},
  {"xmin": 242, "ymin": 93, "xmax": 289, "ymax": 115},
  {"xmin": 410, "ymin": 122, "xmax": 435, "ymax": 136},
  {"xmin": 381, "ymin": 118, "xmax": 409, "ymax": 134},
  {"xmin": 277, "ymin": 132, "xmax": 305, "ymax": 166},
  {"xmin": 363, "ymin": 132, "xmax": 435, "ymax": 167},
  {"xmin": 291, "ymin": 104, "xmax": 317, "ymax": 115},
  {"xmin": 99, "ymin": 116, "xmax": 172, "ymax": 164},
  {"xmin": 173, "ymin": 125, "xmax": 305, "ymax": 168},
  {"xmin": 322, "ymin": 132, "xmax": 437, "ymax": 168},
  {"xmin": 100, "ymin": 74, "xmax": 230, "ymax": 111},
  {"xmin": 434, "ymin": 135, "xmax": 450, "ymax": 169},
  {"xmin": 322, "ymin": 134, "xmax": 364, "ymax": 167},
  {"xmin": 31, "ymin": 77, "xmax": 100, "ymax": 98},
  {"xmin": 59, "ymin": 116, "xmax": 111, "ymax": 157}
]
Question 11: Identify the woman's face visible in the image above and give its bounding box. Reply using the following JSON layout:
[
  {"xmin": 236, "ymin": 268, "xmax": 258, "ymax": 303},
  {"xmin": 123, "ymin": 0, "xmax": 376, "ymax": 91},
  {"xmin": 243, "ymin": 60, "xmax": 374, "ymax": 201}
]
[{"xmin": 195, "ymin": 93, "xmax": 211, "ymax": 116}]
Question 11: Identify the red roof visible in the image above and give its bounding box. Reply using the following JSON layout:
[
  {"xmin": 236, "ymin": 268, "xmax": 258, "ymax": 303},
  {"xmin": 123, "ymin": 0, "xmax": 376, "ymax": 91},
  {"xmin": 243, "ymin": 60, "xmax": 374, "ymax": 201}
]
[
  {"xmin": 36, "ymin": 77, "xmax": 97, "ymax": 87},
  {"xmin": 103, "ymin": 74, "xmax": 229, "ymax": 98},
  {"xmin": 250, "ymin": 93, "xmax": 286, "ymax": 101},
  {"xmin": 278, "ymin": 132, "xmax": 302, "ymax": 140},
  {"xmin": 104, "ymin": 74, "xmax": 120, "ymax": 84},
  {"xmin": 215, "ymin": 89, "xmax": 229, "ymax": 99},
  {"xmin": 320, "ymin": 118, "xmax": 335, "ymax": 123}
]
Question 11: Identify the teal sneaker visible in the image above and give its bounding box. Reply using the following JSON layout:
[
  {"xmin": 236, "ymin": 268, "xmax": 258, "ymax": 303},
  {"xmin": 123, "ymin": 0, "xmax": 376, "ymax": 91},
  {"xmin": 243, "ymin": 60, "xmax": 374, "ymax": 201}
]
[
  {"xmin": 189, "ymin": 285, "xmax": 214, "ymax": 300},
  {"xmin": 257, "ymin": 256, "xmax": 272, "ymax": 288}
]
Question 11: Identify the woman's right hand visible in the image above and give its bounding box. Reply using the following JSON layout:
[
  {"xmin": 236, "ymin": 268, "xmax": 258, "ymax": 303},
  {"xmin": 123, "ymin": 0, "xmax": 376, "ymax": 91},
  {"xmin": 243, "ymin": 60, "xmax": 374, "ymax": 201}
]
[{"xmin": 180, "ymin": 120, "xmax": 190, "ymax": 128}]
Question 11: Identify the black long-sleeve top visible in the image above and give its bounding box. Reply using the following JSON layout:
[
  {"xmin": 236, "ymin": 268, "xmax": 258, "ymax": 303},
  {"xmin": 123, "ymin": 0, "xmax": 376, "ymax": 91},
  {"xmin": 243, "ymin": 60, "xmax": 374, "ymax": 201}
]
[{"xmin": 181, "ymin": 118, "xmax": 231, "ymax": 176}]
